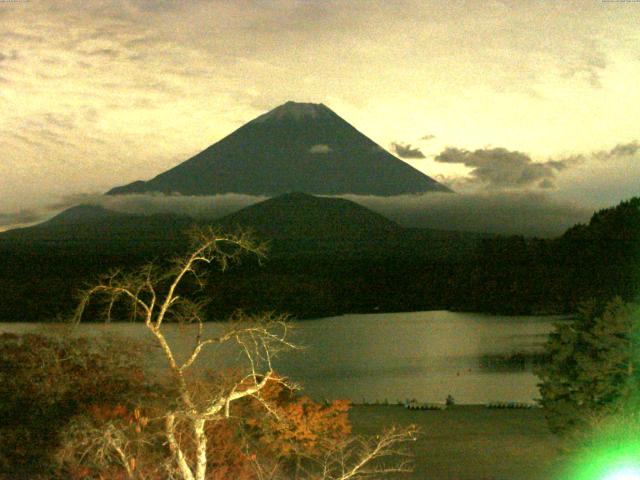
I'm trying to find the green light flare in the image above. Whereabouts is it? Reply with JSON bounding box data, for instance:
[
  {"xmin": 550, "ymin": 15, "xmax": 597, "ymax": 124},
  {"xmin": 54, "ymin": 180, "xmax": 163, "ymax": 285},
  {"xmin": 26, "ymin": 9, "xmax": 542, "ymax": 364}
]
[
  {"xmin": 602, "ymin": 465, "xmax": 640, "ymax": 480},
  {"xmin": 557, "ymin": 429, "xmax": 640, "ymax": 480},
  {"xmin": 553, "ymin": 303, "xmax": 640, "ymax": 479}
]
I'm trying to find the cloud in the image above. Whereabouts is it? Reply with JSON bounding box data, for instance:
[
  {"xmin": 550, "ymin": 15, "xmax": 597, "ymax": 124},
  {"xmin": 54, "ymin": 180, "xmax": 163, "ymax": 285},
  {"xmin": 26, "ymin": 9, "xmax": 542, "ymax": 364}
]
[
  {"xmin": 45, "ymin": 192, "xmax": 103, "ymax": 211},
  {"xmin": 433, "ymin": 141, "xmax": 639, "ymax": 195},
  {"xmin": 309, "ymin": 144, "xmax": 332, "ymax": 154},
  {"xmin": 0, "ymin": 209, "xmax": 42, "ymax": 229},
  {"xmin": 0, "ymin": 192, "xmax": 107, "ymax": 231},
  {"xmin": 552, "ymin": 140, "xmax": 640, "ymax": 208},
  {"xmin": 340, "ymin": 192, "xmax": 592, "ymax": 238},
  {"xmin": 545, "ymin": 158, "xmax": 575, "ymax": 171},
  {"xmin": 390, "ymin": 142, "xmax": 426, "ymax": 159},
  {"xmin": 421, "ymin": 134, "xmax": 436, "ymax": 141},
  {"xmin": 43, "ymin": 112, "xmax": 76, "ymax": 130},
  {"xmin": 559, "ymin": 40, "xmax": 608, "ymax": 89},
  {"xmin": 83, "ymin": 48, "xmax": 120, "ymax": 58},
  {"xmin": 434, "ymin": 147, "xmax": 570, "ymax": 190},
  {"xmin": 0, "ymin": 189, "xmax": 599, "ymax": 239},
  {"xmin": 0, "ymin": 193, "xmax": 267, "ymax": 232},
  {"xmin": 94, "ymin": 193, "xmax": 266, "ymax": 219},
  {"xmin": 594, "ymin": 140, "xmax": 640, "ymax": 161},
  {"xmin": 539, "ymin": 141, "xmax": 639, "ymax": 176},
  {"xmin": 0, "ymin": 50, "xmax": 18, "ymax": 65}
]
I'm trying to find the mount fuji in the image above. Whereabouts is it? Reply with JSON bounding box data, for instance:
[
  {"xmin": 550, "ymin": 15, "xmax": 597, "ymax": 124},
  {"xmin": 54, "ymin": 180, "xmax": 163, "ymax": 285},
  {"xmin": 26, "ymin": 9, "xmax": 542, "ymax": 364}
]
[{"xmin": 107, "ymin": 101, "xmax": 451, "ymax": 197}]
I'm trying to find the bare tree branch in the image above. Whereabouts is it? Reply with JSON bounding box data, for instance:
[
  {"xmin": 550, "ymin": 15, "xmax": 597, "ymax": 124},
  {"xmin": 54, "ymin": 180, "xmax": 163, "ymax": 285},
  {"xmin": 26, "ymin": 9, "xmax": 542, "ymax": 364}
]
[{"xmin": 304, "ymin": 425, "xmax": 419, "ymax": 480}]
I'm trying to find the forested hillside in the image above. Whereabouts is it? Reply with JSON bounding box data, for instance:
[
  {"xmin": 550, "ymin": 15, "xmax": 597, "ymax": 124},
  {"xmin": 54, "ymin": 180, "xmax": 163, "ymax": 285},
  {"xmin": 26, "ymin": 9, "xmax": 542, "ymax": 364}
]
[{"xmin": 0, "ymin": 197, "xmax": 637, "ymax": 321}]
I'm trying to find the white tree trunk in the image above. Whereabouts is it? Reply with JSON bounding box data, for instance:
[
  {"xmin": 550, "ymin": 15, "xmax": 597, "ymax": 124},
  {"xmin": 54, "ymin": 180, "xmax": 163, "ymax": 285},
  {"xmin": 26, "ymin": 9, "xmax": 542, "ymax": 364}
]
[
  {"xmin": 166, "ymin": 413, "xmax": 195, "ymax": 480},
  {"xmin": 194, "ymin": 418, "xmax": 208, "ymax": 480}
]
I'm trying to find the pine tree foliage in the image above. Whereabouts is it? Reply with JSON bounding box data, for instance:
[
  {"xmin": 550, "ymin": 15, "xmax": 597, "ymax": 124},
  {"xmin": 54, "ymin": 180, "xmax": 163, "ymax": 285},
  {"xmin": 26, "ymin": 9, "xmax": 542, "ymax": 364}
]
[{"xmin": 536, "ymin": 297, "xmax": 640, "ymax": 434}]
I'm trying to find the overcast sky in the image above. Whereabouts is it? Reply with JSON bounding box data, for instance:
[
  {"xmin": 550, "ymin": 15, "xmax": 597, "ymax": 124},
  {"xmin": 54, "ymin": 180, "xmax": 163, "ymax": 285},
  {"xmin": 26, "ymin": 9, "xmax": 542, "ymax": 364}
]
[{"xmin": 1, "ymin": 0, "xmax": 639, "ymax": 231}]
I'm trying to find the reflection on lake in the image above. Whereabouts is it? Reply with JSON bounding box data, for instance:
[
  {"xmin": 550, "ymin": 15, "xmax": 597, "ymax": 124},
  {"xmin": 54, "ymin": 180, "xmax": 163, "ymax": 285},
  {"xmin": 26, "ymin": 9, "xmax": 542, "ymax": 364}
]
[{"xmin": 0, "ymin": 311, "xmax": 569, "ymax": 404}]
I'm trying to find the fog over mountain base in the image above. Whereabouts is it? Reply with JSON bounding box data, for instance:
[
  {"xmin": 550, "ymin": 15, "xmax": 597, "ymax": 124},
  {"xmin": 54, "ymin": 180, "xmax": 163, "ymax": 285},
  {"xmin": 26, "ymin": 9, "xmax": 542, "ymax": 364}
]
[
  {"xmin": 341, "ymin": 192, "xmax": 593, "ymax": 237},
  {"xmin": 73, "ymin": 191, "xmax": 592, "ymax": 238}
]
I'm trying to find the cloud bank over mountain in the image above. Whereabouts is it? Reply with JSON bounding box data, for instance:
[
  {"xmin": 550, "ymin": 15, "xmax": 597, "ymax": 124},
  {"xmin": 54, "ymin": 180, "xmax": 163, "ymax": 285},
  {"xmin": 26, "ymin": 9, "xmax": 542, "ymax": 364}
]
[
  {"xmin": 5, "ymin": 138, "xmax": 637, "ymax": 235},
  {"xmin": 0, "ymin": 190, "xmax": 591, "ymax": 239},
  {"xmin": 0, "ymin": 209, "xmax": 42, "ymax": 229},
  {"xmin": 0, "ymin": 193, "xmax": 264, "ymax": 231},
  {"xmin": 340, "ymin": 192, "xmax": 592, "ymax": 238}
]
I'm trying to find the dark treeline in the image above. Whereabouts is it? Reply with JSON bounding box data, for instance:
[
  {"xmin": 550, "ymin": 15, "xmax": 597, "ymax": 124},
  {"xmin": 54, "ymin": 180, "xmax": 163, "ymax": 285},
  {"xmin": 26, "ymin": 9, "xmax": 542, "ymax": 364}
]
[
  {"xmin": 453, "ymin": 196, "xmax": 640, "ymax": 314},
  {"xmin": 0, "ymin": 197, "xmax": 638, "ymax": 321}
]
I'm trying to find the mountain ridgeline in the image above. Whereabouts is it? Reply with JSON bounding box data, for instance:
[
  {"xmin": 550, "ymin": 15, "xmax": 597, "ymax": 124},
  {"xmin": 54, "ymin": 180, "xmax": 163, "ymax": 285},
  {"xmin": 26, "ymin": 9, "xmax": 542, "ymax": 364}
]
[
  {"xmin": 107, "ymin": 102, "xmax": 450, "ymax": 197},
  {"xmin": 0, "ymin": 192, "xmax": 481, "ymax": 321},
  {"xmin": 0, "ymin": 193, "xmax": 399, "ymax": 246},
  {"xmin": 0, "ymin": 194, "xmax": 638, "ymax": 321},
  {"xmin": 0, "ymin": 204, "xmax": 193, "ymax": 248},
  {"xmin": 0, "ymin": 193, "xmax": 476, "ymax": 257}
]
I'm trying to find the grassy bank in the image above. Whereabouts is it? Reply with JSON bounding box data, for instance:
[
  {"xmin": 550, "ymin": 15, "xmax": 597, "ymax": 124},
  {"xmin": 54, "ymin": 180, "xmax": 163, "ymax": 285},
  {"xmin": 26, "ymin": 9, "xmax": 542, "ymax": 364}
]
[{"xmin": 348, "ymin": 404, "xmax": 562, "ymax": 480}]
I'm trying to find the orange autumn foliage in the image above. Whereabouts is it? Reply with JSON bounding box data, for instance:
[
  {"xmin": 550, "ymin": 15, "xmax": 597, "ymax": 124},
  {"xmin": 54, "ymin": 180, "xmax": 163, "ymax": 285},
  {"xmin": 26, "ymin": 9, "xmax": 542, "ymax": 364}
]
[
  {"xmin": 161, "ymin": 374, "xmax": 352, "ymax": 479},
  {"xmin": 243, "ymin": 378, "xmax": 351, "ymax": 458},
  {"xmin": 203, "ymin": 422, "xmax": 257, "ymax": 480},
  {"xmin": 63, "ymin": 375, "xmax": 352, "ymax": 480}
]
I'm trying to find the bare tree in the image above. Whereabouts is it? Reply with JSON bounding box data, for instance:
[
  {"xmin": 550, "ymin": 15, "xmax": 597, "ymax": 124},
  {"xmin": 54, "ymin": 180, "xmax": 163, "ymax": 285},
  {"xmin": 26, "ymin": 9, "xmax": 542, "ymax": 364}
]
[
  {"xmin": 74, "ymin": 227, "xmax": 417, "ymax": 480},
  {"xmin": 290, "ymin": 425, "xmax": 418, "ymax": 480}
]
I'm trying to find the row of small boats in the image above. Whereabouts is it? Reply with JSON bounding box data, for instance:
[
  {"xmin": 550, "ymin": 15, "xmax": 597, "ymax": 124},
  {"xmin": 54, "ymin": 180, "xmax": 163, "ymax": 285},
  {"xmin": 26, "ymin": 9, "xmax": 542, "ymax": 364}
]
[{"xmin": 404, "ymin": 400, "xmax": 538, "ymax": 410}]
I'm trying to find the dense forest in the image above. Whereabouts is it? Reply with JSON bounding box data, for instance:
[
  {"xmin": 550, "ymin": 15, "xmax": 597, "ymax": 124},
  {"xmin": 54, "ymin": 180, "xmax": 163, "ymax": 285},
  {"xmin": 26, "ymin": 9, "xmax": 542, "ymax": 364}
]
[{"xmin": 0, "ymin": 197, "xmax": 638, "ymax": 322}]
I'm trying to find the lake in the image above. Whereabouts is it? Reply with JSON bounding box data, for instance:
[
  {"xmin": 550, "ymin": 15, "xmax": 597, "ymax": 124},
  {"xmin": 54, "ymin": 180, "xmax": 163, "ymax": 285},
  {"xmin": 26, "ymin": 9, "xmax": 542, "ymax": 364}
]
[{"xmin": 0, "ymin": 310, "xmax": 568, "ymax": 404}]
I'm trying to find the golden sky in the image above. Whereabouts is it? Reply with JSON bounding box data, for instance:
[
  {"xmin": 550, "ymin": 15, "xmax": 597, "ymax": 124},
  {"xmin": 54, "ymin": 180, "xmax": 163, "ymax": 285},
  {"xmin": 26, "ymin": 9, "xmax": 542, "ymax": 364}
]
[{"xmin": 1, "ymin": 0, "xmax": 640, "ymax": 227}]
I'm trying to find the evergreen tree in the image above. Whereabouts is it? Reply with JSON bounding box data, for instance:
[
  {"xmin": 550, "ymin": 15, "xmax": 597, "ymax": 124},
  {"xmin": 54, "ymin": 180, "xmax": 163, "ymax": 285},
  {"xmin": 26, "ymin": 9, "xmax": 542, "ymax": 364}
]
[{"xmin": 536, "ymin": 298, "xmax": 640, "ymax": 434}]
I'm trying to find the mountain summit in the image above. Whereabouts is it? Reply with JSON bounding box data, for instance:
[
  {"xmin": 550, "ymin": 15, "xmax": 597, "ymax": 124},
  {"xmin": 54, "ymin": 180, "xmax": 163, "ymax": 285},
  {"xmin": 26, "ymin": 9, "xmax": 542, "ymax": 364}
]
[
  {"xmin": 215, "ymin": 192, "xmax": 401, "ymax": 240},
  {"xmin": 108, "ymin": 101, "xmax": 451, "ymax": 197},
  {"xmin": 251, "ymin": 101, "xmax": 332, "ymax": 123}
]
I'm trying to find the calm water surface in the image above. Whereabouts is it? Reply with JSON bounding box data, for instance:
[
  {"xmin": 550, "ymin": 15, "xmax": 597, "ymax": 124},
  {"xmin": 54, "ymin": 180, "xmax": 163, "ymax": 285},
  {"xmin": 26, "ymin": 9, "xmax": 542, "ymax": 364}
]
[{"xmin": 1, "ymin": 311, "xmax": 568, "ymax": 404}]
